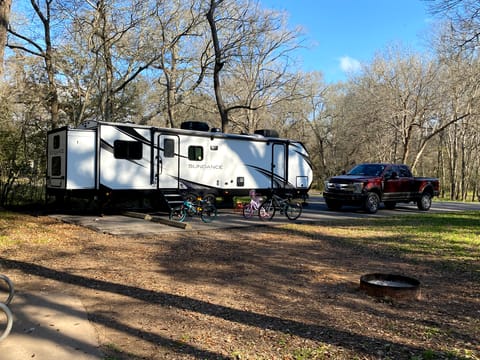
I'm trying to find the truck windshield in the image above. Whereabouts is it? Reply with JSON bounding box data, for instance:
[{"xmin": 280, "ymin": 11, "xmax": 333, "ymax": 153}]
[{"xmin": 347, "ymin": 164, "xmax": 385, "ymax": 176}]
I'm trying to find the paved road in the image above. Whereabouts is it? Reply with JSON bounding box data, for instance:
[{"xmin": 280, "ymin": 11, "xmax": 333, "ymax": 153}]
[{"xmin": 303, "ymin": 194, "xmax": 480, "ymax": 217}]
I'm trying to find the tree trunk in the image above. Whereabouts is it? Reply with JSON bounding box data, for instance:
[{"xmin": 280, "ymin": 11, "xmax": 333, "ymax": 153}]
[
  {"xmin": 206, "ymin": 0, "xmax": 228, "ymax": 132},
  {"xmin": 0, "ymin": 0, "xmax": 12, "ymax": 77}
]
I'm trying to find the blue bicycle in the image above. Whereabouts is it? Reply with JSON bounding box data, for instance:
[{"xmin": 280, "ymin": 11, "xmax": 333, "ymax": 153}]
[{"xmin": 169, "ymin": 198, "xmax": 217, "ymax": 223}]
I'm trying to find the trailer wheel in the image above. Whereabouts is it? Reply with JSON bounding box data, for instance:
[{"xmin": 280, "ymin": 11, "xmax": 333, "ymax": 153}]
[
  {"xmin": 417, "ymin": 192, "xmax": 432, "ymax": 211},
  {"xmin": 203, "ymin": 194, "xmax": 216, "ymax": 205},
  {"xmin": 185, "ymin": 193, "xmax": 198, "ymax": 203}
]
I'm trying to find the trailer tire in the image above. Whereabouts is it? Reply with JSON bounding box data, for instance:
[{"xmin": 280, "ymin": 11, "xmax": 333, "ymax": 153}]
[
  {"xmin": 203, "ymin": 194, "xmax": 216, "ymax": 205},
  {"xmin": 185, "ymin": 193, "xmax": 198, "ymax": 203}
]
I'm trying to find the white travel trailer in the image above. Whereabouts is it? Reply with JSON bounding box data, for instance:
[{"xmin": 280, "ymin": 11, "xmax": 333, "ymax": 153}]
[{"xmin": 46, "ymin": 121, "xmax": 313, "ymax": 210}]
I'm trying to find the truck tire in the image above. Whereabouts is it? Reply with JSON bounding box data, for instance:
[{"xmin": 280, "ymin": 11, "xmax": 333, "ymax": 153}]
[
  {"xmin": 417, "ymin": 192, "xmax": 432, "ymax": 211},
  {"xmin": 325, "ymin": 199, "xmax": 342, "ymax": 211},
  {"xmin": 364, "ymin": 192, "xmax": 380, "ymax": 214}
]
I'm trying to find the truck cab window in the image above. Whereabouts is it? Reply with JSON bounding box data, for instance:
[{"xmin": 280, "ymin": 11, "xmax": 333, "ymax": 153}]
[
  {"xmin": 114, "ymin": 140, "xmax": 143, "ymax": 160},
  {"xmin": 399, "ymin": 165, "xmax": 412, "ymax": 177},
  {"xmin": 188, "ymin": 146, "xmax": 203, "ymax": 161}
]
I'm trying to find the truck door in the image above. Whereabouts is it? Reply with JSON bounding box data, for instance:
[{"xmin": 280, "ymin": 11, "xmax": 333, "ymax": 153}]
[
  {"xmin": 398, "ymin": 165, "xmax": 416, "ymax": 197},
  {"xmin": 272, "ymin": 143, "xmax": 286, "ymax": 189},
  {"xmin": 157, "ymin": 135, "xmax": 179, "ymax": 189},
  {"xmin": 382, "ymin": 165, "xmax": 401, "ymax": 201}
]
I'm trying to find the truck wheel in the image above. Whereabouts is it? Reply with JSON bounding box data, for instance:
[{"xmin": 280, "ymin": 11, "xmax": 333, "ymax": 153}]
[
  {"xmin": 325, "ymin": 199, "xmax": 342, "ymax": 211},
  {"xmin": 364, "ymin": 192, "xmax": 380, "ymax": 214},
  {"xmin": 417, "ymin": 192, "xmax": 432, "ymax": 211}
]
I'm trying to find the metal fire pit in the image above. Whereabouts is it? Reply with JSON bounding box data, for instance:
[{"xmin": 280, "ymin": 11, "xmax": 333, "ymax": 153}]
[{"xmin": 360, "ymin": 273, "xmax": 421, "ymax": 300}]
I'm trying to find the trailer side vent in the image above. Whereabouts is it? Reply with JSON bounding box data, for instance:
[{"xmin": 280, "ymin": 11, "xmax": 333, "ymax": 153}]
[
  {"xmin": 181, "ymin": 121, "xmax": 210, "ymax": 132},
  {"xmin": 254, "ymin": 129, "xmax": 279, "ymax": 138}
]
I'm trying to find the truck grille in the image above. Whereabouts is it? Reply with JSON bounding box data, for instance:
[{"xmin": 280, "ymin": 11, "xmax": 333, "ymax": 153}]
[{"xmin": 326, "ymin": 183, "xmax": 354, "ymax": 192}]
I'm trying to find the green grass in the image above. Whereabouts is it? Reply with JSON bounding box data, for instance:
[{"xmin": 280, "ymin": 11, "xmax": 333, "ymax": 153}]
[
  {"xmin": 370, "ymin": 212, "xmax": 480, "ymax": 259},
  {"xmin": 284, "ymin": 211, "xmax": 480, "ymax": 278}
]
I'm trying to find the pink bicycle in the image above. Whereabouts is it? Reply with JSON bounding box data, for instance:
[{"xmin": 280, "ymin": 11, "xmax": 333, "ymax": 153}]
[{"xmin": 242, "ymin": 190, "xmax": 269, "ymax": 220}]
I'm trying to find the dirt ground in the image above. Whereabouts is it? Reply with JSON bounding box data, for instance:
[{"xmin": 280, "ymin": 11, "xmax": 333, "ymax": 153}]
[{"xmin": 1, "ymin": 215, "xmax": 479, "ymax": 359}]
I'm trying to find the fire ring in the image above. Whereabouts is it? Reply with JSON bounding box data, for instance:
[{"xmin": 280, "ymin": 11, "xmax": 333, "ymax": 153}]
[{"xmin": 360, "ymin": 273, "xmax": 421, "ymax": 300}]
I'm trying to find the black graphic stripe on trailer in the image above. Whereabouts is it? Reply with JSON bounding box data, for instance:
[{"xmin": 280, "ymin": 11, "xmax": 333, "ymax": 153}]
[{"xmin": 247, "ymin": 165, "xmax": 293, "ymax": 188}]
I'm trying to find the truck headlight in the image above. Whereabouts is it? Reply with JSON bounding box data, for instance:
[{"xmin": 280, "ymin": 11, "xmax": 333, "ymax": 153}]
[{"xmin": 353, "ymin": 183, "xmax": 364, "ymax": 193}]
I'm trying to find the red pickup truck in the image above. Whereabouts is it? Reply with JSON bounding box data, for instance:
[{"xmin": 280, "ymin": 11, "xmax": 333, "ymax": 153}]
[{"xmin": 323, "ymin": 163, "xmax": 440, "ymax": 213}]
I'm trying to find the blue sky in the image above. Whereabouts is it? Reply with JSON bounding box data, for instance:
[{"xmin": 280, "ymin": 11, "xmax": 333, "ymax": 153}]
[{"xmin": 260, "ymin": 0, "xmax": 434, "ymax": 83}]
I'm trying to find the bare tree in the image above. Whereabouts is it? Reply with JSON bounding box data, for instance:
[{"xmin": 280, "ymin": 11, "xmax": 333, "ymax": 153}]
[
  {"xmin": 0, "ymin": 0, "xmax": 12, "ymax": 77},
  {"xmin": 427, "ymin": 0, "xmax": 480, "ymax": 53},
  {"xmin": 150, "ymin": 0, "xmax": 209, "ymax": 128},
  {"xmin": 206, "ymin": 0, "xmax": 228, "ymax": 130},
  {"xmin": 206, "ymin": 0, "xmax": 303, "ymax": 132},
  {"xmin": 7, "ymin": 0, "xmax": 60, "ymax": 128}
]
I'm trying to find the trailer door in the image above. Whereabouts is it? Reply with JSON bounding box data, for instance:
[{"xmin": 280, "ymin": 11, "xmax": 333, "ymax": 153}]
[
  {"xmin": 272, "ymin": 143, "xmax": 286, "ymax": 188},
  {"xmin": 157, "ymin": 135, "xmax": 180, "ymax": 189},
  {"xmin": 47, "ymin": 130, "xmax": 67, "ymax": 189}
]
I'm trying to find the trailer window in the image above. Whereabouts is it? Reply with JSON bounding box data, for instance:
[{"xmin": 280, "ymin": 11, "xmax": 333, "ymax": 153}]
[
  {"xmin": 188, "ymin": 146, "xmax": 203, "ymax": 161},
  {"xmin": 53, "ymin": 135, "xmax": 60, "ymax": 149},
  {"xmin": 164, "ymin": 139, "xmax": 175, "ymax": 158},
  {"xmin": 51, "ymin": 156, "xmax": 61, "ymax": 176},
  {"xmin": 114, "ymin": 140, "xmax": 143, "ymax": 160}
]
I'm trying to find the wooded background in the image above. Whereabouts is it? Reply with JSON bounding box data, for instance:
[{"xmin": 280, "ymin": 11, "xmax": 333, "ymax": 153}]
[{"xmin": 0, "ymin": 0, "xmax": 479, "ymax": 206}]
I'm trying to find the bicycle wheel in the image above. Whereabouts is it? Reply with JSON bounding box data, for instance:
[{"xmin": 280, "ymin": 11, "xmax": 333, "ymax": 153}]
[
  {"xmin": 242, "ymin": 203, "xmax": 254, "ymax": 218},
  {"xmin": 170, "ymin": 207, "xmax": 187, "ymax": 222},
  {"xmin": 201, "ymin": 204, "xmax": 217, "ymax": 223},
  {"xmin": 285, "ymin": 202, "xmax": 302, "ymax": 220},
  {"xmin": 259, "ymin": 199, "xmax": 275, "ymax": 221},
  {"xmin": 0, "ymin": 275, "xmax": 14, "ymax": 306},
  {"xmin": 0, "ymin": 302, "xmax": 13, "ymax": 342}
]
